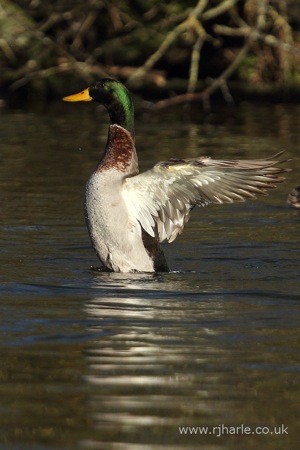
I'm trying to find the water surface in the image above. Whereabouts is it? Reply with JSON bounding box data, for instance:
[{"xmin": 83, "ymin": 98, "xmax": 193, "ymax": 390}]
[{"xmin": 0, "ymin": 100, "xmax": 299, "ymax": 449}]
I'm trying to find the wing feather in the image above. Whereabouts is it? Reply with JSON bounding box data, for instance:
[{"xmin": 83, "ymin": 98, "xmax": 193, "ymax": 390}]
[{"xmin": 122, "ymin": 152, "xmax": 289, "ymax": 243}]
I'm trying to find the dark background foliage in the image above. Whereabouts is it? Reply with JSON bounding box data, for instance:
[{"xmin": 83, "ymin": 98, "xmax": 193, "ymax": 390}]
[{"xmin": 1, "ymin": 0, "xmax": 300, "ymax": 103}]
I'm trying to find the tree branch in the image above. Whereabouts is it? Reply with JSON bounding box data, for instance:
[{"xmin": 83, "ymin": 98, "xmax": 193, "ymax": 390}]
[
  {"xmin": 127, "ymin": 0, "xmax": 214, "ymax": 86},
  {"xmin": 214, "ymin": 25, "xmax": 300, "ymax": 56},
  {"xmin": 155, "ymin": 37, "xmax": 253, "ymax": 109}
]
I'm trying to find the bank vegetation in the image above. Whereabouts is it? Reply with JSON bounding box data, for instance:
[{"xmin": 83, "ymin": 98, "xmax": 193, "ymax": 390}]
[{"xmin": 1, "ymin": 0, "xmax": 300, "ymax": 106}]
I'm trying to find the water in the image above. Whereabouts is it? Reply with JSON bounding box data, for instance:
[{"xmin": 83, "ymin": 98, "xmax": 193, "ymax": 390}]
[{"xmin": 0, "ymin": 99, "xmax": 299, "ymax": 450}]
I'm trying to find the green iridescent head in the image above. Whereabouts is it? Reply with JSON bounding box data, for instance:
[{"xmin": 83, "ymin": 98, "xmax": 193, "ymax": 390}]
[{"xmin": 63, "ymin": 78, "xmax": 134, "ymax": 137}]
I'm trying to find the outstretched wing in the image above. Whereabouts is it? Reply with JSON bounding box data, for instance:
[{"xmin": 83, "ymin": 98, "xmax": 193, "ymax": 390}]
[{"xmin": 122, "ymin": 152, "xmax": 288, "ymax": 243}]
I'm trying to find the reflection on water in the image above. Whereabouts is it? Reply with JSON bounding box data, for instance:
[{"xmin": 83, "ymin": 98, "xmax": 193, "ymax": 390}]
[
  {"xmin": 0, "ymin": 100, "xmax": 299, "ymax": 449},
  {"xmin": 82, "ymin": 279, "xmax": 299, "ymax": 449}
]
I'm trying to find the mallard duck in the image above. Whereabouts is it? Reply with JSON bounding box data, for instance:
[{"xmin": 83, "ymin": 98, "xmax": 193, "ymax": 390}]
[
  {"xmin": 63, "ymin": 78, "xmax": 288, "ymax": 273},
  {"xmin": 287, "ymin": 186, "xmax": 300, "ymax": 209}
]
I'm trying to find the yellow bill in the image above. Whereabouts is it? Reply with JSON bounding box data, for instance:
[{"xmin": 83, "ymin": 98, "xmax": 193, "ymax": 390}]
[{"xmin": 63, "ymin": 88, "xmax": 92, "ymax": 102}]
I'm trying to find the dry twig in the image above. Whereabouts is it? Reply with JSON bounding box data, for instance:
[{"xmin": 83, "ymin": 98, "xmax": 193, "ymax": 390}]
[
  {"xmin": 155, "ymin": 0, "xmax": 299, "ymax": 108},
  {"xmin": 127, "ymin": 0, "xmax": 239, "ymax": 86}
]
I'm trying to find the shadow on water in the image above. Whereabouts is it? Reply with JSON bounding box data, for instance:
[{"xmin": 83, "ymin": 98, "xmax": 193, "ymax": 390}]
[{"xmin": 0, "ymin": 101, "xmax": 299, "ymax": 449}]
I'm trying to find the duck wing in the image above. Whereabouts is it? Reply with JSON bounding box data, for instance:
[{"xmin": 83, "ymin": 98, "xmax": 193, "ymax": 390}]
[{"xmin": 123, "ymin": 152, "xmax": 288, "ymax": 243}]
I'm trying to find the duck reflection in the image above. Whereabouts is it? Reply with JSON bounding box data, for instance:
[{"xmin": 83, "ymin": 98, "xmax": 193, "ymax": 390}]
[
  {"xmin": 79, "ymin": 268, "xmax": 299, "ymax": 449},
  {"xmin": 81, "ymin": 275, "xmax": 238, "ymax": 447}
]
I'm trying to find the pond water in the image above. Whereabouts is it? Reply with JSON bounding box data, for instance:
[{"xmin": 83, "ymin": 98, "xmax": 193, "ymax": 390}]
[{"xmin": 0, "ymin": 97, "xmax": 299, "ymax": 450}]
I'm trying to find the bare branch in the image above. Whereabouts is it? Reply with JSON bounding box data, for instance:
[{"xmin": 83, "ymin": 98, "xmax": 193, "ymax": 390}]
[
  {"xmin": 214, "ymin": 25, "xmax": 300, "ymax": 56},
  {"xmin": 201, "ymin": 0, "xmax": 240, "ymax": 21},
  {"xmin": 187, "ymin": 35, "xmax": 205, "ymax": 94},
  {"xmin": 127, "ymin": 0, "xmax": 210, "ymax": 85},
  {"xmin": 155, "ymin": 37, "xmax": 253, "ymax": 109}
]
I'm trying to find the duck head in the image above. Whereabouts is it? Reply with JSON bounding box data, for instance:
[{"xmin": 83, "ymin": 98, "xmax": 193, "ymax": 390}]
[{"xmin": 63, "ymin": 78, "xmax": 135, "ymax": 138}]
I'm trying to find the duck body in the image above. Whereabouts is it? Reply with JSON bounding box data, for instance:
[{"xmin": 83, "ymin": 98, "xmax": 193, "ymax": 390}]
[
  {"xmin": 84, "ymin": 124, "xmax": 168, "ymax": 272},
  {"xmin": 63, "ymin": 78, "xmax": 288, "ymax": 273}
]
